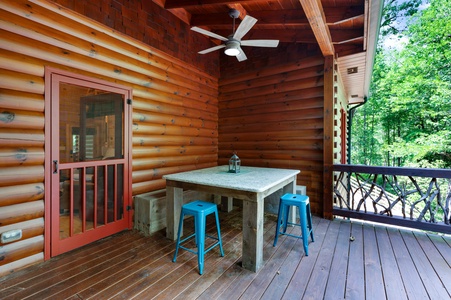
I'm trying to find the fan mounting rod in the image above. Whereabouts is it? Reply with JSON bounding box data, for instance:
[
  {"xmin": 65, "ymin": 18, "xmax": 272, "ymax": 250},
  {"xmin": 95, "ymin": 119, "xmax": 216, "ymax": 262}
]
[{"xmin": 229, "ymin": 9, "xmax": 240, "ymax": 35}]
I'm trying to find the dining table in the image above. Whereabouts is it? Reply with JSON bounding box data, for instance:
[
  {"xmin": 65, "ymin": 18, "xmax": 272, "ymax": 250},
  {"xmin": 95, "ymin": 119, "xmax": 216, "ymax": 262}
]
[{"xmin": 163, "ymin": 165, "xmax": 300, "ymax": 272}]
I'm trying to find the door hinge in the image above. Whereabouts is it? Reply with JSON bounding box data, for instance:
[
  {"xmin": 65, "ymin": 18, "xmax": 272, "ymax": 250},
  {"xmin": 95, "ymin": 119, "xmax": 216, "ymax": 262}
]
[
  {"xmin": 126, "ymin": 205, "xmax": 132, "ymax": 211},
  {"xmin": 127, "ymin": 98, "xmax": 132, "ymax": 105}
]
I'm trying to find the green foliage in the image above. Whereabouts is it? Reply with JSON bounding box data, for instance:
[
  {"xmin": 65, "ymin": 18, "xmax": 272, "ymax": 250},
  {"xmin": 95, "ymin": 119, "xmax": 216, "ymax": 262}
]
[{"xmin": 351, "ymin": 0, "xmax": 451, "ymax": 168}]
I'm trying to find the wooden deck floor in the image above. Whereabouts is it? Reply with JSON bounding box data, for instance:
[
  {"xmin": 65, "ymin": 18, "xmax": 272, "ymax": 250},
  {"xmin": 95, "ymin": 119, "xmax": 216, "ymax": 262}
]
[{"xmin": 1, "ymin": 208, "xmax": 450, "ymax": 299}]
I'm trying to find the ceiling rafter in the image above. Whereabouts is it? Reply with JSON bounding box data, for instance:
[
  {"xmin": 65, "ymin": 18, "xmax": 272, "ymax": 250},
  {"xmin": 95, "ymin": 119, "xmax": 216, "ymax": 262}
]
[
  {"xmin": 190, "ymin": 9, "xmax": 309, "ymax": 27},
  {"xmin": 164, "ymin": 0, "xmax": 259, "ymax": 9},
  {"xmin": 330, "ymin": 29, "xmax": 364, "ymax": 43},
  {"xmin": 169, "ymin": 8, "xmax": 192, "ymax": 24},
  {"xmin": 299, "ymin": 0, "xmax": 334, "ymax": 56},
  {"xmin": 153, "ymin": 0, "xmax": 192, "ymax": 24},
  {"xmin": 227, "ymin": 3, "xmax": 247, "ymax": 20},
  {"xmin": 324, "ymin": 6, "xmax": 364, "ymax": 25}
]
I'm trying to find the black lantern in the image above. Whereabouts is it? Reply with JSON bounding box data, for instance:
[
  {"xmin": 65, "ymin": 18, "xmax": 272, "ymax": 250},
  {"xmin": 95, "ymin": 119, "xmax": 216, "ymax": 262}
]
[{"xmin": 228, "ymin": 153, "xmax": 240, "ymax": 173}]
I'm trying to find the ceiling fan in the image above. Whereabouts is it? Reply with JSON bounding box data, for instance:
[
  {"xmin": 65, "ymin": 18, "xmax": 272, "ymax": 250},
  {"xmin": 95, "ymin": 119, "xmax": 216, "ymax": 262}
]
[{"xmin": 191, "ymin": 9, "xmax": 279, "ymax": 62}]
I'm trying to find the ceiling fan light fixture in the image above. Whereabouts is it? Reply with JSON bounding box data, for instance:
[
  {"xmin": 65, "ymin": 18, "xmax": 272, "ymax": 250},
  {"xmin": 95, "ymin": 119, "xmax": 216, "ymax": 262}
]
[
  {"xmin": 224, "ymin": 46, "xmax": 240, "ymax": 56},
  {"xmin": 224, "ymin": 40, "xmax": 241, "ymax": 56}
]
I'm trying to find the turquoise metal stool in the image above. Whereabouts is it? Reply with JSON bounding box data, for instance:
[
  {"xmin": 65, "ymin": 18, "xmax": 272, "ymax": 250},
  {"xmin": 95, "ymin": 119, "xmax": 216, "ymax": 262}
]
[
  {"xmin": 273, "ymin": 193, "xmax": 314, "ymax": 255},
  {"xmin": 172, "ymin": 200, "xmax": 224, "ymax": 275}
]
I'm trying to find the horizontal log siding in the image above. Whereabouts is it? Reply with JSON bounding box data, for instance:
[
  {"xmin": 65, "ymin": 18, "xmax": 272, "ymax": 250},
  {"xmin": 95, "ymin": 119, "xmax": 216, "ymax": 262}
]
[
  {"xmin": 218, "ymin": 56, "xmax": 325, "ymax": 214},
  {"xmin": 0, "ymin": 0, "xmax": 218, "ymax": 275}
]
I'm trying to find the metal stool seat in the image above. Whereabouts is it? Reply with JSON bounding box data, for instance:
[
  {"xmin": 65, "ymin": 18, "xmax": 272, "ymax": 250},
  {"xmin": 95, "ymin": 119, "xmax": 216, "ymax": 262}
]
[
  {"xmin": 172, "ymin": 200, "xmax": 224, "ymax": 275},
  {"xmin": 273, "ymin": 193, "xmax": 314, "ymax": 255}
]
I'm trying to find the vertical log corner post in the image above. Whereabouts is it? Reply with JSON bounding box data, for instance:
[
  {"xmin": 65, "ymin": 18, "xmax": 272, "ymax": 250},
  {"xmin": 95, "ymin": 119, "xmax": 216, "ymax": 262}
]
[{"xmin": 323, "ymin": 55, "xmax": 334, "ymax": 219}]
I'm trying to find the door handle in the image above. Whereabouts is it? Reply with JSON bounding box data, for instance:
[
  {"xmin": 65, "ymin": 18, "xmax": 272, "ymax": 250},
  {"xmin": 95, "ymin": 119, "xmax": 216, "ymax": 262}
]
[{"xmin": 53, "ymin": 160, "xmax": 58, "ymax": 174}]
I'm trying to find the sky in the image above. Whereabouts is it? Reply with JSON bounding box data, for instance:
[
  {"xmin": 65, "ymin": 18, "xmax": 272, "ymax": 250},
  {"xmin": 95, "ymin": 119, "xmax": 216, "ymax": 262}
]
[{"xmin": 381, "ymin": 0, "xmax": 431, "ymax": 50}]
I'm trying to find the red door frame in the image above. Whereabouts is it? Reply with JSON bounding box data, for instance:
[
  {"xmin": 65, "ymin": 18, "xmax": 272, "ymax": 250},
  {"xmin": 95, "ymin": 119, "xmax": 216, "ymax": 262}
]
[{"xmin": 44, "ymin": 67, "xmax": 133, "ymax": 260}]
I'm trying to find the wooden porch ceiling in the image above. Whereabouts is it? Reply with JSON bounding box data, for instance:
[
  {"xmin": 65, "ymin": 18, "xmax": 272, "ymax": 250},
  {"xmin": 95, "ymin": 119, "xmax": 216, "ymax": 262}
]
[{"xmin": 154, "ymin": 0, "xmax": 383, "ymax": 104}]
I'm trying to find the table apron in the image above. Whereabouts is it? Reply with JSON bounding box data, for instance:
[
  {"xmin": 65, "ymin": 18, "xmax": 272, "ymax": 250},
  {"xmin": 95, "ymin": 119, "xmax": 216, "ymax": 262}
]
[{"xmin": 165, "ymin": 175, "xmax": 296, "ymax": 202}]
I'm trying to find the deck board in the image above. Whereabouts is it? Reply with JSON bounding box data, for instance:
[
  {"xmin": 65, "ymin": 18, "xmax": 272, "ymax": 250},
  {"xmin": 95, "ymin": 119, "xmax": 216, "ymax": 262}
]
[
  {"xmin": 302, "ymin": 218, "xmax": 340, "ymax": 299},
  {"xmin": 0, "ymin": 207, "xmax": 450, "ymax": 300},
  {"xmin": 414, "ymin": 232, "xmax": 451, "ymax": 295},
  {"xmin": 387, "ymin": 226, "xmax": 430, "ymax": 299},
  {"xmin": 401, "ymin": 230, "xmax": 450, "ymax": 299},
  {"xmin": 345, "ymin": 220, "xmax": 365, "ymax": 299},
  {"xmin": 363, "ymin": 224, "xmax": 385, "ymax": 300},
  {"xmin": 374, "ymin": 225, "xmax": 407, "ymax": 300},
  {"xmin": 281, "ymin": 218, "xmax": 331, "ymax": 299},
  {"xmin": 261, "ymin": 218, "xmax": 322, "ymax": 300},
  {"xmin": 323, "ymin": 221, "xmax": 350, "ymax": 300}
]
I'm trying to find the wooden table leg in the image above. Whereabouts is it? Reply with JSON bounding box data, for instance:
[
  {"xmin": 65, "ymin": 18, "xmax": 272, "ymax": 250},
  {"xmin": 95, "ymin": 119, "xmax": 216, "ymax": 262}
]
[
  {"xmin": 166, "ymin": 185, "xmax": 183, "ymax": 240},
  {"xmin": 242, "ymin": 196, "xmax": 264, "ymax": 272},
  {"xmin": 221, "ymin": 196, "xmax": 233, "ymax": 212}
]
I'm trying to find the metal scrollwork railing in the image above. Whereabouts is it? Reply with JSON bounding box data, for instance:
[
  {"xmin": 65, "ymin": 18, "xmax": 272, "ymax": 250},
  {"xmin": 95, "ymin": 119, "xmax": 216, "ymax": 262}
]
[{"xmin": 333, "ymin": 165, "xmax": 451, "ymax": 234}]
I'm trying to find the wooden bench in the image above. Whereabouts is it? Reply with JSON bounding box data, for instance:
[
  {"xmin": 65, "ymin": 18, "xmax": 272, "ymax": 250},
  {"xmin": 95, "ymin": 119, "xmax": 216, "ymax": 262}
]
[{"xmin": 134, "ymin": 189, "xmax": 209, "ymax": 236}]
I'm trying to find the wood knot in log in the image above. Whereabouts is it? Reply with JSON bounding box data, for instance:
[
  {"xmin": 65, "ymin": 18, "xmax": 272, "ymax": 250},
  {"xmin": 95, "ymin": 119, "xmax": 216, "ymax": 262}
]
[{"xmin": 0, "ymin": 111, "xmax": 15, "ymax": 123}]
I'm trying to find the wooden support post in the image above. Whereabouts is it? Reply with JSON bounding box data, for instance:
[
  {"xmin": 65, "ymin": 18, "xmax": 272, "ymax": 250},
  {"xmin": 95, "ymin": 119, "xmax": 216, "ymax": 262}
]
[{"xmin": 323, "ymin": 55, "xmax": 335, "ymax": 219}]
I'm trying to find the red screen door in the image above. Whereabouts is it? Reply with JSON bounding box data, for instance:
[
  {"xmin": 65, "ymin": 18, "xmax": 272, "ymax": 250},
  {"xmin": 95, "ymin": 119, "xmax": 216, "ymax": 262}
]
[{"xmin": 47, "ymin": 69, "xmax": 132, "ymax": 256}]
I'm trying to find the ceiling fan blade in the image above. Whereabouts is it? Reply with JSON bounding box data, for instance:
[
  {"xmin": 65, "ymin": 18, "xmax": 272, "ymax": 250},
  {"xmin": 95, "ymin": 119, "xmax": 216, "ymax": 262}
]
[
  {"xmin": 191, "ymin": 27, "xmax": 228, "ymax": 42},
  {"xmin": 240, "ymin": 40, "xmax": 279, "ymax": 47},
  {"xmin": 233, "ymin": 15, "xmax": 257, "ymax": 41},
  {"xmin": 236, "ymin": 49, "xmax": 247, "ymax": 62},
  {"xmin": 198, "ymin": 44, "xmax": 225, "ymax": 54}
]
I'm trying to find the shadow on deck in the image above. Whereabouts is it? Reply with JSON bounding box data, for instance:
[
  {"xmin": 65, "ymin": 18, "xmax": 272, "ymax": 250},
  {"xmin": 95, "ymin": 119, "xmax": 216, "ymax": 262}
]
[{"xmin": 1, "ymin": 207, "xmax": 450, "ymax": 299}]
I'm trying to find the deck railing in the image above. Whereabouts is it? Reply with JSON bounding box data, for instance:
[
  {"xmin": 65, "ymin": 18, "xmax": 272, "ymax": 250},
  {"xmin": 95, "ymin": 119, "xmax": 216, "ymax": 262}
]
[{"xmin": 333, "ymin": 164, "xmax": 451, "ymax": 234}]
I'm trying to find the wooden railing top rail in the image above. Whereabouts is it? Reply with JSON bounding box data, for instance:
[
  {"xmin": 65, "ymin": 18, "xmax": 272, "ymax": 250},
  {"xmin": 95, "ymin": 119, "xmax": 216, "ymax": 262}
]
[{"xmin": 333, "ymin": 164, "xmax": 451, "ymax": 179}]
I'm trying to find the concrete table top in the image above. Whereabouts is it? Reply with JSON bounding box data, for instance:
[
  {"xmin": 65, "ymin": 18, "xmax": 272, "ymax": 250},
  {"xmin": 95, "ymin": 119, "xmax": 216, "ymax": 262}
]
[{"xmin": 163, "ymin": 165, "xmax": 300, "ymax": 192}]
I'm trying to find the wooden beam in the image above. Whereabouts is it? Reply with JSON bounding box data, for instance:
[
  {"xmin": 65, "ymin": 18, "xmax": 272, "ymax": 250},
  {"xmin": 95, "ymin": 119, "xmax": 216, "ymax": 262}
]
[
  {"xmin": 324, "ymin": 6, "xmax": 364, "ymax": 25},
  {"xmin": 152, "ymin": 0, "xmax": 191, "ymax": 25},
  {"xmin": 227, "ymin": 3, "xmax": 247, "ymax": 20},
  {"xmin": 152, "ymin": 0, "xmax": 191, "ymax": 24},
  {"xmin": 191, "ymin": 9, "xmax": 309, "ymax": 26},
  {"xmin": 299, "ymin": 0, "xmax": 335, "ymax": 56},
  {"xmin": 330, "ymin": 29, "xmax": 364, "ymax": 43},
  {"xmin": 168, "ymin": 8, "xmax": 191, "ymax": 24},
  {"xmin": 164, "ymin": 0, "xmax": 257, "ymax": 9}
]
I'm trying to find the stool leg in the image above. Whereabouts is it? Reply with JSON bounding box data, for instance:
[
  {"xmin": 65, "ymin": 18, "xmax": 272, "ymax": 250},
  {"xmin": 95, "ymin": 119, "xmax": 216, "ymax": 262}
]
[
  {"xmin": 173, "ymin": 211, "xmax": 185, "ymax": 262},
  {"xmin": 196, "ymin": 212, "xmax": 206, "ymax": 275},
  {"xmin": 307, "ymin": 203, "xmax": 314, "ymax": 242},
  {"xmin": 214, "ymin": 210, "xmax": 224, "ymax": 257},
  {"xmin": 299, "ymin": 204, "xmax": 309, "ymax": 256},
  {"xmin": 273, "ymin": 200, "xmax": 284, "ymax": 246},
  {"xmin": 282, "ymin": 203, "xmax": 290, "ymax": 233}
]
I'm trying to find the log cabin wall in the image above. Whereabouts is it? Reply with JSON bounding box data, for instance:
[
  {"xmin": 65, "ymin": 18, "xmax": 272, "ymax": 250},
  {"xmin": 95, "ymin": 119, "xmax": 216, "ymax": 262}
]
[
  {"xmin": 0, "ymin": 0, "xmax": 219, "ymax": 275},
  {"xmin": 218, "ymin": 44, "xmax": 325, "ymax": 215}
]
